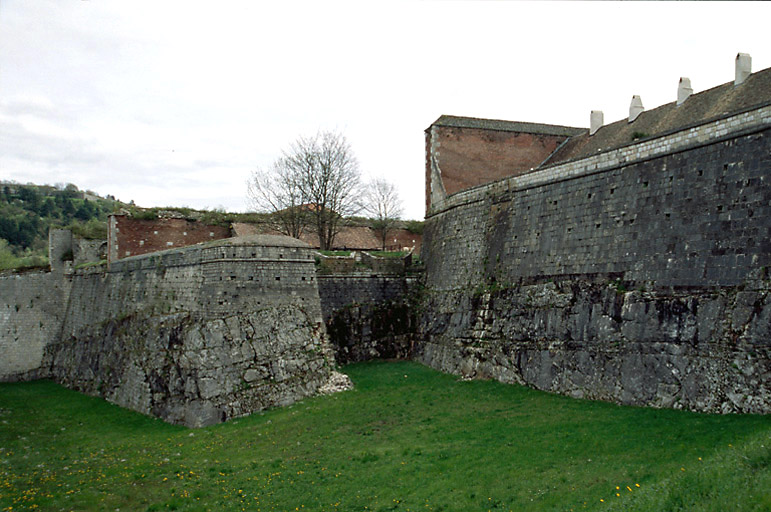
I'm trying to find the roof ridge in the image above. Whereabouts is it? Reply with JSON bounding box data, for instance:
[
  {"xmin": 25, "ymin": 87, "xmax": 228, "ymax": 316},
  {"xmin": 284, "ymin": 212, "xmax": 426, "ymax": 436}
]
[{"xmin": 430, "ymin": 115, "xmax": 584, "ymax": 137}]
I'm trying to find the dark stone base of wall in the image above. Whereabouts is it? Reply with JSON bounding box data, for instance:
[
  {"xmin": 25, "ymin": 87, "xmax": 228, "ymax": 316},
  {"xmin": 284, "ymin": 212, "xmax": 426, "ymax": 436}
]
[
  {"xmin": 327, "ymin": 302, "xmax": 415, "ymax": 364},
  {"xmin": 417, "ymin": 278, "xmax": 771, "ymax": 414},
  {"xmin": 319, "ymin": 276, "xmax": 420, "ymax": 365},
  {"xmin": 45, "ymin": 306, "xmax": 332, "ymax": 427}
]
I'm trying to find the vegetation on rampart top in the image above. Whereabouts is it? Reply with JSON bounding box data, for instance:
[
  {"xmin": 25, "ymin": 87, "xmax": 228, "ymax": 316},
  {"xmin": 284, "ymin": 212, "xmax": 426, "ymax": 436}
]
[
  {"xmin": 369, "ymin": 250, "xmax": 407, "ymax": 259},
  {"xmin": 0, "ymin": 239, "xmax": 48, "ymax": 271},
  {"xmin": 314, "ymin": 250, "xmax": 411, "ymax": 275},
  {"xmin": 0, "ymin": 180, "xmax": 423, "ymax": 270},
  {"xmin": 0, "ymin": 361, "xmax": 768, "ymax": 511},
  {"xmin": 122, "ymin": 205, "xmax": 270, "ymax": 227}
]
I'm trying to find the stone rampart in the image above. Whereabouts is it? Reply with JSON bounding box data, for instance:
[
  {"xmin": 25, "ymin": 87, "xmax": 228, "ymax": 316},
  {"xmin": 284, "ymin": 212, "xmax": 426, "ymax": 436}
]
[
  {"xmin": 318, "ymin": 273, "xmax": 419, "ymax": 364},
  {"xmin": 1, "ymin": 232, "xmax": 420, "ymax": 425},
  {"xmin": 419, "ymin": 278, "xmax": 770, "ymax": 413},
  {"xmin": 0, "ymin": 270, "xmax": 70, "ymax": 382},
  {"xmin": 419, "ymin": 106, "xmax": 771, "ymax": 413},
  {"xmin": 424, "ymin": 120, "xmax": 770, "ymax": 289},
  {"xmin": 43, "ymin": 235, "xmax": 333, "ymax": 427}
]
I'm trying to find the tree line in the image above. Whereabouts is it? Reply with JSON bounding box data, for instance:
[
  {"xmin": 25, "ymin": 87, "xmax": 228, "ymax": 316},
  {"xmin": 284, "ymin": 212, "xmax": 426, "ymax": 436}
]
[{"xmin": 0, "ymin": 183, "xmax": 114, "ymax": 267}]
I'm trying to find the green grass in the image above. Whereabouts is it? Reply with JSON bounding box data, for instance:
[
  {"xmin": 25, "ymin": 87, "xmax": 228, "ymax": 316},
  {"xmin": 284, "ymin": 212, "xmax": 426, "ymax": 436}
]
[
  {"xmin": 0, "ymin": 361, "xmax": 769, "ymax": 511},
  {"xmin": 368, "ymin": 251, "xmax": 407, "ymax": 259}
]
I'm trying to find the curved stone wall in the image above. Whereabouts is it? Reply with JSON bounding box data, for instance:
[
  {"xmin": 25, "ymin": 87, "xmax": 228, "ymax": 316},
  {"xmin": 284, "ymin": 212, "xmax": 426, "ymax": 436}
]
[{"xmin": 419, "ymin": 113, "xmax": 771, "ymax": 413}]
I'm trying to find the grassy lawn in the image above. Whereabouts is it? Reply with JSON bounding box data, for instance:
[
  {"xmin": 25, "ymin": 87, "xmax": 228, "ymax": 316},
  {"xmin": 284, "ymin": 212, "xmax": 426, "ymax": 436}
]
[
  {"xmin": 368, "ymin": 251, "xmax": 407, "ymax": 259},
  {"xmin": 0, "ymin": 361, "xmax": 769, "ymax": 511}
]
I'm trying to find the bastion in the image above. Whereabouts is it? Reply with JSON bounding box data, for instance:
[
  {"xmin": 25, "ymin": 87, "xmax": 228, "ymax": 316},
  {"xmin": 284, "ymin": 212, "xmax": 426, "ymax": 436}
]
[{"xmin": 2, "ymin": 234, "xmax": 335, "ymax": 427}]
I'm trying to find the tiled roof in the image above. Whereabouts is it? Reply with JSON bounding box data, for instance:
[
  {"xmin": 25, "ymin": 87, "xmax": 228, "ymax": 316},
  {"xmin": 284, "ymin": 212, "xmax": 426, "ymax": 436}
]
[
  {"xmin": 430, "ymin": 115, "xmax": 584, "ymax": 137},
  {"xmin": 544, "ymin": 66, "xmax": 771, "ymax": 166},
  {"xmin": 323, "ymin": 226, "xmax": 380, "ymax": 250}
]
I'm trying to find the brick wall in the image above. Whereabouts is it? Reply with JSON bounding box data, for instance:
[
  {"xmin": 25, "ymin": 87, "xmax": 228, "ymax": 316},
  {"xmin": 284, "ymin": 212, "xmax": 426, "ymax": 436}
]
[
  {"xmin": 425, "ymin": 123, "xmax": 576, "ymax": 214},
  {"xmin": 108, "ymin": 216, "xmax": 230, "ymax": 262}
]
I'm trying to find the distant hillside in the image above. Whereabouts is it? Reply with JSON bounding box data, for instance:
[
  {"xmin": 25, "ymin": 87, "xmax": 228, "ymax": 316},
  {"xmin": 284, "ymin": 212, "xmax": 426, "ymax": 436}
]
[{"xmin": 0, "ymin": 182, "xmax": 120, "ymax": 270}]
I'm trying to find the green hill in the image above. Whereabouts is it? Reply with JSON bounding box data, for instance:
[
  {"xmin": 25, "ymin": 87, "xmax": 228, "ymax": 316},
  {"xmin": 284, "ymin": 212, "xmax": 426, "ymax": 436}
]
[{"xmin": 0, "ymin": 182, "xmax": 118, "ymax": 270}]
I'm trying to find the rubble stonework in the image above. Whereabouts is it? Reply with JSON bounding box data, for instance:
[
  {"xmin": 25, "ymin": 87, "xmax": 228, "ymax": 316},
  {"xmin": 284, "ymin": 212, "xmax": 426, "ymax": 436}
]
[
  {"xmin": 418, "ymin": 278, "xmax": 770, "ymax": 413},
  {"xmin": 319, "ymin": 275, "xmax": 418, "ymax": 364},
  {"xmin": 2, "ymin": 235, "xmax": 336, "ymax": 427}
]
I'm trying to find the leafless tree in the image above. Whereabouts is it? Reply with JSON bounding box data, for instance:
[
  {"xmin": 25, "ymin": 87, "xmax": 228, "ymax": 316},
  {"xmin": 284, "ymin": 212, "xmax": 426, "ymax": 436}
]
[
  {"xmin": 247, "ymin": 130, "xmax": 362, "ymax": 249},
  {"xmin": 247, "ymin": 157, "xmax": 308, "ymax": 239},
  {"xmin": 364, "ymin": 178, "xmax": 403, "ymax": 251}
]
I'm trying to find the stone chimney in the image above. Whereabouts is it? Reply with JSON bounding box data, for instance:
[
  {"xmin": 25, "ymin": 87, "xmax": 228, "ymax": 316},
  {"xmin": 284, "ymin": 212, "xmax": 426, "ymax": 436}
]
[
  {"xmin": 735, "ymin": 53, "xmax": 751, "ymax": 85},
  {"xmin": 677, "ymin": 77, "xmax": 692, "ymax": 106},
  {"xmin": 628, "ymin": 95, "xmax": 643, "ymax": 123},
  {"xmin": 590, "ymin": 110, "xmax": 604, "ymax": 135}
]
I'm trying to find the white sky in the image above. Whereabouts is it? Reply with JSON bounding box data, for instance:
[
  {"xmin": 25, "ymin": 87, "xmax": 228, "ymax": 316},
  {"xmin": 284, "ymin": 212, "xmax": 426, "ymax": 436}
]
[{"xmin": 1, "ymin": 1, "xmax": 769, "ymax": 220}]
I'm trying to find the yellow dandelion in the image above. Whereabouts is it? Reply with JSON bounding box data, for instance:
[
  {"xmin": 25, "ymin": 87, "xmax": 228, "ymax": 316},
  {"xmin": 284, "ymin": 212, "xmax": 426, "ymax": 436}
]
[
  {"xmin": 635, "ymin": 483, "xmax": 640, "ymax": 488},
  {"xmin": 615, "ymin": 493, "xmax": 620, "ymax": 497},
  {"xmin": 600, "ymin": 499, "xmax": 604, "ymax": 502}
]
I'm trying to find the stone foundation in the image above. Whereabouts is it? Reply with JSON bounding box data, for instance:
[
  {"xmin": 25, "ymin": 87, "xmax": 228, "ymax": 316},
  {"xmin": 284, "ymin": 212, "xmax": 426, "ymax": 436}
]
[{"xmin": 417, "ymin": 278, "xmax": 770, "ymax": 413}]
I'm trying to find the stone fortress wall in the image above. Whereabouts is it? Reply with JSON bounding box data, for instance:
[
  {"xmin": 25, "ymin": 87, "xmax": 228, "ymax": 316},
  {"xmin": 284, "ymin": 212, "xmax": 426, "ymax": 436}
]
[
  {"xmin": 418, "ymin": 62, "xmax": 771, "ymax": 413},
  {"xmin": 318, "ymin": 274, "xmax": 419, "ymax": 364},
  {"xmin": 1, "ymin": 235, "xmax": 334, "ymax": 427},
  {"xmin": 423, "ymin": 107, "xmax": 770, "ymax": 289},
  {"xmin": 2, "ymin": 57, "xmax": 769, "ymax": 423},
  {"xmin": 0, "ymin": 271, "xmax": 69, "ymax": 382},
  {"xmin": 0, "ymin": 229, "xmax": 74, "ymax": 382}
]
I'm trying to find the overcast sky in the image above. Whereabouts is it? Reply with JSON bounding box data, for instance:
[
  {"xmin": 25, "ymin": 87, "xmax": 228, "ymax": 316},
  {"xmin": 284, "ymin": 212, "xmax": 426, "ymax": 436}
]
[{"xmin": 1, "ymin": 1, "xmax": 769, "ymax": 220}]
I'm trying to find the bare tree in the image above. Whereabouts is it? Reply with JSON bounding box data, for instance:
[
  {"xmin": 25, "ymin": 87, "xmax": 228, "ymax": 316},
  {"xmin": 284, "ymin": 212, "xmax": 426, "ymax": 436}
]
[
  {"xmin": 364, "ymin": 178, "xmax": 403, "ymax": 251},
  {"xmin": 247, "ymin": 157, "xmax": 308, "ymax": 239},
  {"xmin": 247, "ymin": 130, "xmax": 362, "ymax": 249}
]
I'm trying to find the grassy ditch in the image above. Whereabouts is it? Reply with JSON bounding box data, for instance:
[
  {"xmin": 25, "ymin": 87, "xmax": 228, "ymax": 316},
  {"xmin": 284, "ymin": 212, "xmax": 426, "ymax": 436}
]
[{"xmin": 0, "ymin": 361, "xmax": 769, "ymax": 511}]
